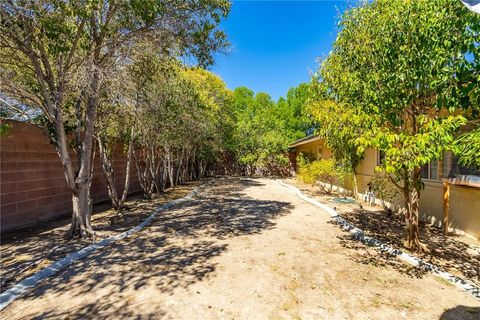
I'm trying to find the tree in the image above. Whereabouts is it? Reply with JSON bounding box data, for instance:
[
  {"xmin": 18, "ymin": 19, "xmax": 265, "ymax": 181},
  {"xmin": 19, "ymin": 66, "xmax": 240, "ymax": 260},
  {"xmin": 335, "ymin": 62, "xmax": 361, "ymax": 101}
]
[
  {"xmin": 95, "ymin": 62, "xmax": 136, "ymax": 212},
  {"xmin": 307, "ymin": 92, "xmax": 373, "ymax": 199},
  {"xmin": 452, "ymin": 125, "xmax": 480, "ymax": 169},
  {"xmin": 132, "ymin": 55, "xmax": 198, "ymax": 197},
  {"xmin": 0, "ymin": 0, "xmax": 230, "ymax": 238},
  {"xmin": 277, "ymin": 82, "xmax": 316, "ymax": 140},
  {"xmin": 223, "ymin": 83, "xmax": 317, "ymax": 176},
  {"xmin": 231, "ymin": 89, "xmax": 292, "ymax": 175},
  {"xmin": 183, "ymin": 67, "xmax": 235, "ymax": 175},
  {"xmin": 317, "ymin": 0, "xmax": 478, "ymax": 251}
]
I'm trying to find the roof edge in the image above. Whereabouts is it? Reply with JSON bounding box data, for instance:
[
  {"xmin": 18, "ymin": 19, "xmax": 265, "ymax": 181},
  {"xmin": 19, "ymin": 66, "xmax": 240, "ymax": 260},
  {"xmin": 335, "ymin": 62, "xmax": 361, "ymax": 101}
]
[{"xmin": 288, "ymin": 134, "xmax": 320, "ymax": 148}]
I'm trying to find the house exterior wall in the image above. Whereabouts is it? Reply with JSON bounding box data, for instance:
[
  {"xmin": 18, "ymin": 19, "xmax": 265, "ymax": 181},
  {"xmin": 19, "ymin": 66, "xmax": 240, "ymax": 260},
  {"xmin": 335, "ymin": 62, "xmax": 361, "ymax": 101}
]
[
  {"xmin": 290, "ymin": 139, "xmax": 480, "ymax": 239},
  {"xmin": 355, "ymin": 148, "xmax": 378, "ymax": 192},
  {"xmin": 448, "ymin": 185, "xmax": 480, "ymax": 237},
  {"xmin": 294, "ymin": 138, "xmax": 332, "ymax": 162}
]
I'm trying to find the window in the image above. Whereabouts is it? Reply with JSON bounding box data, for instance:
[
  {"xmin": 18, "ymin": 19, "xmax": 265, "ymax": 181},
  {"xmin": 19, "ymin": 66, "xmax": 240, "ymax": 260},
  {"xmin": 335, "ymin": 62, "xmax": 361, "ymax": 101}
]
[
  {"xmin": 377, "ymin": 150, "xmax": 385, "ymax": 165},
  {"xmin": 444, "ymin": 153, "xmax": 480, "ymax": 185},
  {"xmin": 430, "ymin": 160, "xmax": 438, "ymax": 180},
  {"xmin": 421, "ymin": 160, "xmax": 440, "ymax": 180}
]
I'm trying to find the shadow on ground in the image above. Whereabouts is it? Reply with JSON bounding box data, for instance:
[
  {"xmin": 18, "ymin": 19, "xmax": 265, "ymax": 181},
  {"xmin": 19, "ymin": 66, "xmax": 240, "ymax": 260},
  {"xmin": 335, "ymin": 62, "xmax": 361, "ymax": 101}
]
[
  {"xmin": 439, "ymin": 305, "xmax": 480, "ymax": 320},
  {"xmin": 0, "ymin": 182, "xmax": 200, "ymax": 292},
  {"xmin": 288, "ymin": 179, "xmax": 479, "ymax": 287},
  {"xmin": 13, "ymin": 178, "xmax": 293, "ymax": 319},
  {"xmin": 340, "ymin": 208, "xmax": 479, "ymax": 285},
  {"xmin": 336, "ymin": 233, "xmax": 429, "ymax": 279}
]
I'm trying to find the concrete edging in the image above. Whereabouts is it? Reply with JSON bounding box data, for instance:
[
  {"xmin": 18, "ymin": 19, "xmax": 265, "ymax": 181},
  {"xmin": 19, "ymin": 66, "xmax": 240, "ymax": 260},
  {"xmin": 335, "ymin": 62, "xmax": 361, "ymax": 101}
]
[
  {"xmin": 278, "ymin": 180, "xmax": 480, "ymax": 300},
  {"xmin": 0, "ymin": 181, "xmax": 211, "ymax": 311}
]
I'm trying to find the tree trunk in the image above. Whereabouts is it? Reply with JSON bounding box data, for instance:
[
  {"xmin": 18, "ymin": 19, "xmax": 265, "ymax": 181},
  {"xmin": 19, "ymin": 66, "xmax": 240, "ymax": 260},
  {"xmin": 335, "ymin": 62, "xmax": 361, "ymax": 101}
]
[
  {"xmin": 403, "ymin": 169, "xmax": 427, "ymax": 252},
  {"xmin": 98, "ymin": 137, "xmax": 121, "ymax": 209},
  {"xmin": 133, "ymin": 148, "xmax": 154, "ymax": 199},
  {"xmin": 120, "ymin": 132, "xmax": 134, "ymax": 205},
  {"xmin": 175, "ymin": 152, "xmax": 184, "ymax": 186},
  {"xmin": 351, "ymin": 169, "xmax": 359, "ymax": 199},
  {"xmin": 65, "ymin": 185, "xmax": 95, "ymax": 238},
  {"xmin": 64, "ymin": 59, "xmax": 99, "ymax": 239},
  {"xmin": 166, "ymin": 152, "xmax": 174, "ymax": 188},
  {"xmin": 58, "ymin": 95, "xmax": 96, "ymax": 239}
]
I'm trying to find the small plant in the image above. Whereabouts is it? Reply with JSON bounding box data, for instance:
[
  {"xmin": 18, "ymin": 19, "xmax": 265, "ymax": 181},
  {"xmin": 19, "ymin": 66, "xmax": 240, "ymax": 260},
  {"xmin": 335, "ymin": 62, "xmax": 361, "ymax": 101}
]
[
  {"xmin": 335, "ymin": 164, "xmax": 355, "ymax": 192},
  {"xmin": 369, "ymin": 175, "xmax": 400, "ymax": 216},
  {"xmin": 298, "ymin": 158, "xmax": 345, "ymax": 194}
]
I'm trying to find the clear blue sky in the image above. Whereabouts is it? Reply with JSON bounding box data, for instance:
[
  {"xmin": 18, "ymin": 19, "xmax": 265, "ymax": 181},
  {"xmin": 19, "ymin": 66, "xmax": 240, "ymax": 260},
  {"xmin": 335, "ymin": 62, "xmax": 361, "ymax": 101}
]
[{"xmin": 212, "ymin": 0, "xmax": 348, "ymax": 101}]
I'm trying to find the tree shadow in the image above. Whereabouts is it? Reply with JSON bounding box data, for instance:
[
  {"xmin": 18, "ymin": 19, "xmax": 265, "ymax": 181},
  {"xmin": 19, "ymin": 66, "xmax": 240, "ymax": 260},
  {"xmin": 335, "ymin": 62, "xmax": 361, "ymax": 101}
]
[
  {"xmin": 339, "ymin": 208, "xmax": 479, "ymax": 286},
  {"xmin": 0, "ymin": 182, "xmax": 200, "ymax": 292},
  {"xmin": 6, "ymin": 178, "xmax": 293, "ymax": 319},
  {"xmin": 32, "ymin": 300, "xmax": 164, "ymax": 320},
  {"xmin": 439, "ymin": 306, "xmax": 480, "ymax": 320},
  {"xmin": 336, "ymin": 233, "xmax": 429, "ymax": 279}
]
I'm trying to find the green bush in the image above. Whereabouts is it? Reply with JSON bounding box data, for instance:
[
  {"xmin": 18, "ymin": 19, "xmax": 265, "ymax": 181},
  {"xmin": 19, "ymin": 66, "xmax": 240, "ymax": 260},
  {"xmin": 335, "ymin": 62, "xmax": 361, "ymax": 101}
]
[
  {"xmin": 337, "ymin": 166, "xmax": 355, "ymax": 191},
  {"xmin": 369, "ymin": 175, "xmax": 400, "ymax": 215},
  {"xmin": 298, "ymin": 158, "xmax": 342, "ymax": 193}
]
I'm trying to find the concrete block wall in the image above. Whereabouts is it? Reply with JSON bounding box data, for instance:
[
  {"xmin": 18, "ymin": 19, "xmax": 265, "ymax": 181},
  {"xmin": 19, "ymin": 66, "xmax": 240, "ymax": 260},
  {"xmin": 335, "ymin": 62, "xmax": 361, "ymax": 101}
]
[{"xmin": 0, "ymin": 120, "xmax": 141, "ymax": 232}]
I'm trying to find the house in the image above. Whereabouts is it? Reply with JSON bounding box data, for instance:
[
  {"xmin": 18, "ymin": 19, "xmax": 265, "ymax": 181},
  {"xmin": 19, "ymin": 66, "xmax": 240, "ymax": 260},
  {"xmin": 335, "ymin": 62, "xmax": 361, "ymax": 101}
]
[{"xmin": 288, "ymin": 135, "xmax": 480, "ymax": 239}]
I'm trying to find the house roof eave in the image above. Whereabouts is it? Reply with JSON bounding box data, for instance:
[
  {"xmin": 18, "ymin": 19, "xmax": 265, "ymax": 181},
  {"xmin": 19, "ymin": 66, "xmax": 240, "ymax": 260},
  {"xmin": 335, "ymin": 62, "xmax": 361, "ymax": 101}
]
[{"xmin": 288, "ymin": 134, "xmax": 321, "ymax": 148}]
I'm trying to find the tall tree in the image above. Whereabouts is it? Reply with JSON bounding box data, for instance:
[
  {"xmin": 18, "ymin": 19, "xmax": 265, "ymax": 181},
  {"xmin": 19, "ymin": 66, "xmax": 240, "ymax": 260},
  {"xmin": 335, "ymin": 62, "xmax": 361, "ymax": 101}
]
[
  {"xmin": 277, "ymin": 82, "xmax": 316, "ymax": 140},
  {"xmin": 183, "ymin": 67, "xmax": 234, "ymax": 174},
  {"xmin": 317, "ymin": 0, "xmax": 478, "ymax": 251},
  {"xmin": 231, "ymin": 89, "xmax": 291, "ymax": 175},
  {"xmin": 0, "ymin": 0, "xmax": 230, "ymax": 238},
  {"xmin": 95, "ymin": 61, "xmax": 136, "ymax": 212},
  {"xmin": 307, "ymin": 87, "xmax": 373, "ymax": 199}
]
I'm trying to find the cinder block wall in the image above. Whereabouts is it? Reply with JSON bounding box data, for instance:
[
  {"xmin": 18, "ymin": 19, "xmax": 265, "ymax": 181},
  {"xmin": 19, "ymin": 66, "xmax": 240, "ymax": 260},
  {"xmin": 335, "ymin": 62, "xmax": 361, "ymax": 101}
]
[{"xmin": 1, "ymin": 120, "xmax": 141, "ymax": 232}]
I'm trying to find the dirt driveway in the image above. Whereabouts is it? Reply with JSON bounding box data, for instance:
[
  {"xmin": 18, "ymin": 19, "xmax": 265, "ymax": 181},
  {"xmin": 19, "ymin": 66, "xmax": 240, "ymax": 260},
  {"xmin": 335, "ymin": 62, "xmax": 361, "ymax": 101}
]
[{"xmin": 1, "ymin": 178, "xmax": 479, "ymax": 319}]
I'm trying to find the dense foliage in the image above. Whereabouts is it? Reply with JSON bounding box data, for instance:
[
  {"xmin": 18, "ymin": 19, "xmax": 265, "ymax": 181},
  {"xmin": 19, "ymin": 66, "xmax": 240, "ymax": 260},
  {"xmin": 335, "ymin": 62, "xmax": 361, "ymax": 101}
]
[
  {"xmin": 0, "ymin": 0, "xmax": 231, "ymax": 238},
  {"xmin": 217, "ymin": 84, "xmax": 314, "ymax": 176},
  {"xmin": 308, "ymin": 0, "xmax": 479, "ymax": 251},
  {"xmin": 2, "ymin": 0, "xmax": 477, "ymax": 247}
]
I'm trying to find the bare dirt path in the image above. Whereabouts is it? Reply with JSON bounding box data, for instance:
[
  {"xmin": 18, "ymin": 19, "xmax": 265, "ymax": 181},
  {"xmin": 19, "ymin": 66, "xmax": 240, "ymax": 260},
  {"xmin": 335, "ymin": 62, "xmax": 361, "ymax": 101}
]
[
  {"xmin": 1, "ymin": 178, "xmax": 479, "ymax": 319},
  {"xmin": 1, "ymin": 182, "xmax": 200, "ymax": 293}
]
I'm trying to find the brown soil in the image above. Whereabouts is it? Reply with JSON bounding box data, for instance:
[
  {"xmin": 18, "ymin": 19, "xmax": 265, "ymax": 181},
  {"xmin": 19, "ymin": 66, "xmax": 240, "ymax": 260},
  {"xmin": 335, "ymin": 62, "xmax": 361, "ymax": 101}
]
[
  {"xmin": 1, "ymin": 177, "xmax": 479, "ymax": 319},
  {"xmin": 285, "ymin": 178, "xmax": 480, "ymax": 288},
  {"xmin": 0, "ymin": 181, "xmax": 202, "ymax": 293}
]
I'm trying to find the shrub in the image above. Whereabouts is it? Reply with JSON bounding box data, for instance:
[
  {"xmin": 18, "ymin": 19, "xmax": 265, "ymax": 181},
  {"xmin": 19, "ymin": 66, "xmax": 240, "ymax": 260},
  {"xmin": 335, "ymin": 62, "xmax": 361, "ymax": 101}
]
[
  {"xmin": 296, "ymin": 152, "xmax": 309, "ymax": 169},
  {"xmin": 335, "ymin": 165, "xmax": 355, "ymax": 191},
  {"xmin": 298, "ymin": 159, "xmax": 340, "ymax": 193},
  {"xmin": 369, "ymin": 175, "xmax": 400, "ymax": 215}
]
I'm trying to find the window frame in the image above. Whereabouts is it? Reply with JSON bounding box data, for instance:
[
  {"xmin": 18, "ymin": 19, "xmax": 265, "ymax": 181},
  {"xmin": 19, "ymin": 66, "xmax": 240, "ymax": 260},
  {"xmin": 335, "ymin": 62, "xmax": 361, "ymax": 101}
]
[
  {"xmin": 377, "ymin": 150, "xmax": 385, "ymax": 166},
  {"xmin": 421, "ymin": 160, "xmax": 441, "ymax": 182}
]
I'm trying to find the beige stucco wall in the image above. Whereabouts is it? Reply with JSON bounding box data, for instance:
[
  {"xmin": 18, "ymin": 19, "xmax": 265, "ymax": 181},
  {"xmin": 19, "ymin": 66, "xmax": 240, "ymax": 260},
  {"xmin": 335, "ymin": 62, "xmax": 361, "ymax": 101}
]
[
  {"xmin": 292, "ymin": 141, "xmax": 480, "ymax": 239},
  {"xmin": 420, "ymin": 181, "xmax": 480, "ymax": 238},
  {"xmin": 355, "ymin": 148, "xmax": 378, "ymax": 192},
  {"xmin": 449, "ymin": 185, "xmax": 480, "ymax": 238},
  {"xmin": 295, "ymin": 138, "xmax": 332, "ymax": 161}
]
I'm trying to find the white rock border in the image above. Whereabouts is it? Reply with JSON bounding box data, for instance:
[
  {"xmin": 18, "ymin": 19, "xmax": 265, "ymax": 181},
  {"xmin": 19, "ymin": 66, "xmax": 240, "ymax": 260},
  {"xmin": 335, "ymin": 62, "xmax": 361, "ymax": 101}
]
[
  {"xmin": 278, "ymin": 180, "xmax": 480, "ymax": 300},
  {"xmin": 0, "ymin": 181, "xmax": 212, "ymax": 311}
]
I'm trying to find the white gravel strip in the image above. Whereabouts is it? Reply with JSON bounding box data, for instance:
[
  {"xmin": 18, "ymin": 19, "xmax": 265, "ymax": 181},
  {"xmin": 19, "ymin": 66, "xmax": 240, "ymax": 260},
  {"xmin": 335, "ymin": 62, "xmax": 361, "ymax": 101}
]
[
  {"xmin": 279, "ymin": 180, "xmax": 480, "ymax": 300},
  {"xmin": 0, "ymin": 181, "xmax": 210, "ymax": 311}
]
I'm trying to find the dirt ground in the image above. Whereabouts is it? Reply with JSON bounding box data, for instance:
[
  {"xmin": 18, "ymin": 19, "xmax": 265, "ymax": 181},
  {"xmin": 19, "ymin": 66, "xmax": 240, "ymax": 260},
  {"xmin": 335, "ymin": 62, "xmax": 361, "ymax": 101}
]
[
  {"xmin": 284, "ymin": 178, "xmax": 480, "ymax": 288},
  {"xmin": 1, "ymin": 177, "xmax": 479, "ymax": 319},
  {"xmin": 1, "ymin": 182, "xmax": 201, "ymax": 292}
]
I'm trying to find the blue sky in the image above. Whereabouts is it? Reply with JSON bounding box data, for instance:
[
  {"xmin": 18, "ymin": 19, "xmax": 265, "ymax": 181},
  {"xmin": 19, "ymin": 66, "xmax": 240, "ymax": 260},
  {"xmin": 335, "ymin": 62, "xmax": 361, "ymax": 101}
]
[{"xmin": 212, "ymin": 0, "xmax": 348, "ymax": 101}]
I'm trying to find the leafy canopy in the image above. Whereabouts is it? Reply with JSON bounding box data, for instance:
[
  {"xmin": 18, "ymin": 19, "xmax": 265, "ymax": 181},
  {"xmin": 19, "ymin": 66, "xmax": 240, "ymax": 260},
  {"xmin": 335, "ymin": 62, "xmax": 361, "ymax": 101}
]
[{"xmin": 318, "ymin": 0, "xmax": 479, "ymax": 185}]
